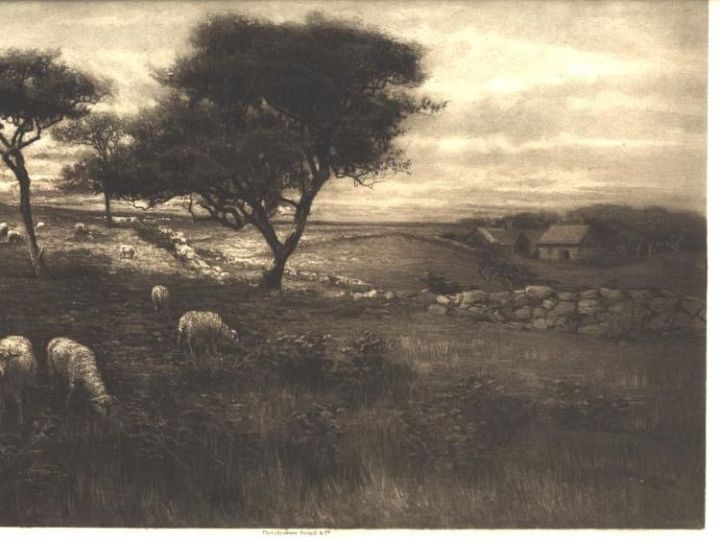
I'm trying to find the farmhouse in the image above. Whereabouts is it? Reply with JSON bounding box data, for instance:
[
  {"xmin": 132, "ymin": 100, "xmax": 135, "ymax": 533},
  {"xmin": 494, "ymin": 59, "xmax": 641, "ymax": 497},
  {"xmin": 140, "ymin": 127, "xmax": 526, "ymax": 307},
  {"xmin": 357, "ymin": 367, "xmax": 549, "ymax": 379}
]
[
  {"xmin": 477, "ymin": 227, "xmax": 543, "ymax": 257},
  {"xmin": 536, "ymin": 224, "xmax": 599, "ymax": 261}
]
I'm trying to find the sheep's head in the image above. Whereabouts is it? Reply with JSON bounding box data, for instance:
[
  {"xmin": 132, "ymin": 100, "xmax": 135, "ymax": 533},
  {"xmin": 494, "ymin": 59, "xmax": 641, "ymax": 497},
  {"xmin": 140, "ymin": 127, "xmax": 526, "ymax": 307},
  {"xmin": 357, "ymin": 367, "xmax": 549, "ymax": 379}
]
[
  {"xmin": 221, "ymin": 327, "xmax": 240, "ymax": 347},
  {"xmin": 90, "ymin": 394, "xmax": 117, "ymax": 417}
]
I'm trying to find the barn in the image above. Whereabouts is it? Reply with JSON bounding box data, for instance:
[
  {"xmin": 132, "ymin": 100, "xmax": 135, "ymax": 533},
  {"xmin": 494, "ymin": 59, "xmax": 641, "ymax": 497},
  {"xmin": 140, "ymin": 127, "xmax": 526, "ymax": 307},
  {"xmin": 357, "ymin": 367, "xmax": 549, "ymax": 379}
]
[
  {"xmin": 536, "ymin": 224, "xmax": 599, "ymax": 261},
  {"xmin": 477, "ymin": 227, "xmax": 542, "ymax": 258}
]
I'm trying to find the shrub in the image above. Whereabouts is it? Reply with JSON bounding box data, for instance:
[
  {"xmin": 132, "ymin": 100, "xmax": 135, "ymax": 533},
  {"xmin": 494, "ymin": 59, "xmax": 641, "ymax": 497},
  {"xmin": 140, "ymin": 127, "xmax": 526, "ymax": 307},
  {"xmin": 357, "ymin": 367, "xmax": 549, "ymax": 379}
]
[{"xmin": 332, "ymin": 331, "xmax": 415, "ymax": 404}]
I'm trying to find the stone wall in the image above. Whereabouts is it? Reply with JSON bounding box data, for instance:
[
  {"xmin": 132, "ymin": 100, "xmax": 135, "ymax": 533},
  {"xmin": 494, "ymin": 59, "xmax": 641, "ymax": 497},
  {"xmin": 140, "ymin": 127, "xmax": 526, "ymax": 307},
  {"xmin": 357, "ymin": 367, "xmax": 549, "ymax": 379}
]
[{"xmin": 427, "ymin": 285, "xmax": 705, "ymax": 338}]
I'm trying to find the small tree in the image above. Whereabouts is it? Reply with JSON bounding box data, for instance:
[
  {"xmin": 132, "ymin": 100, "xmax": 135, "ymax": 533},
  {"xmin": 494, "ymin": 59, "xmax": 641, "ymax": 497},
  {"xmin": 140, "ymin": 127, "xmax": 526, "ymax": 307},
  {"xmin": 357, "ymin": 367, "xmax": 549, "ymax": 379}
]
[
  {"xmin": 0, "ymin": 49, "xmax": 109, "ymax": 277},
  {"xmin": 116, "ymin": 15, "xmax": 442, "ymax": 289},
  {"xmin": 53, "ymin": 112, "xmax": 126, "ymax": 225}
]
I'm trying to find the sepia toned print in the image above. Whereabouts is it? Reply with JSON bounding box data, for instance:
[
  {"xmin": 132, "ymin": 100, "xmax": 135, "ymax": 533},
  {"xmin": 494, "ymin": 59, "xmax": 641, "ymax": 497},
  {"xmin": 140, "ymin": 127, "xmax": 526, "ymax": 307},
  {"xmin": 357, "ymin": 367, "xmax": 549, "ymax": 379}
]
[{"xmin": 0, "ymin": 0, "xmax": 707, "ymax": 528}]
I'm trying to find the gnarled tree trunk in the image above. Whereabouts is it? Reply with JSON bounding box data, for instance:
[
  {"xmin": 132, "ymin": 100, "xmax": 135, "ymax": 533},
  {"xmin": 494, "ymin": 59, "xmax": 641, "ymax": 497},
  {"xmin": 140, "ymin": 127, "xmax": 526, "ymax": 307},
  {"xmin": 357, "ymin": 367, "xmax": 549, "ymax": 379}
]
[{"xmin": 2, "ymin": 152, "xmax": 48, "ymax": 278}]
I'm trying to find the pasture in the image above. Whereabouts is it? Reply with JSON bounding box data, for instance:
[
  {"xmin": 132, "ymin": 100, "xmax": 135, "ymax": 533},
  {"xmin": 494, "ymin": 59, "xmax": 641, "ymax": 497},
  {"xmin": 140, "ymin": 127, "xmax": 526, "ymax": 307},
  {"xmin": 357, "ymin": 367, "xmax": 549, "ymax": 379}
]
[{"xmin": 0, "ymin": 202, "xmax": 705, "ymax": 527}]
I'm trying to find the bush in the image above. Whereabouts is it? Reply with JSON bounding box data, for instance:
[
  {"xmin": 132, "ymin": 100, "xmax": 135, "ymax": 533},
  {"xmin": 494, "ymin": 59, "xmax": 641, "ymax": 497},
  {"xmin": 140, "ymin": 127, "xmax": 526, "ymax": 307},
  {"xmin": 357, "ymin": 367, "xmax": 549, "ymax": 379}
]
[{"xmin": 333, "ymin": 331, "xmax": 415, "ymax": 403}]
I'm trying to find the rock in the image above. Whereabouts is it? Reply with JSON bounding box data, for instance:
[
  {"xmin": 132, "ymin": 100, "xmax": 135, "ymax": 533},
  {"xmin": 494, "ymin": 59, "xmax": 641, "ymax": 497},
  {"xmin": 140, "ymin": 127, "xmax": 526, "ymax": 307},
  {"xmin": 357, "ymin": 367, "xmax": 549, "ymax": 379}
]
[
  {"xmin": 489, "ymin": 310, "xmax": 507, "ymax": 323},
  {"xmin": 595, "ymin": 311, "xmax": 611, "ymax": 322},
  {"xmin": 525, "ymin": 285, "xmax": 555, "ymax": 300},
  {"xmin": 427, "ymin": 304, "xmax": 448, "ymax": 316},
  {"xmin": 680, "ymin": 296, "xmax": 705, "ymax": 318},
  {"xmin": 364, "ymin": 289, "xmax": 379, "ymax": 299},
  {"xmin": 672, "ymin": 311, "xmax": 694, "ymax": 329},
  {"xmin": 460, "ymin": 290, "xmax": 489, "ymax": 305},
  {"xmin": 396, "ymin": 289, "xmax": 417, "ymax": 299},
  {"xmin": 579, "ymin": 289, "xmax": 600, "ymax": 300},
  {"xmin": 557, "ymin": 317, "xmax": 579, "ymax": 333},
  {"xmin": 627, "ymin": 289, "xmax": 651, "ymax": 303},
  {"xmin": 533, "ymin": 318, "xmax": 550, "ymax": 330},
  {"xmin": 489, "ymin": 291, "xmax": 511, "ymax": 304},
  {"xmin": 542, "ymin": 298, "xmax": 558, "ymax": 310},
  {"xmin": 557, "ymin": 291, "xmax": 577, "ymax": 301},
  {"xmin": 322, "ymin": 288, "xmax": 347, "ymax": 299},
  {"xmin": 512, "ymin": 293, "xmax": 530, "ymax": 307},
  {"xmin": 384, "ymin": 291, "xmax": 397, "ymax": 300},
  {"xmin": 506, "ymin": 322, "xmax": 525, "ymax": 330},
  {"xmin": 351, "ymin": 293, "xmax": 364, "ymax": 301},
  {"xmin": 607, "ymin": 301, "xmax": 634, "ymax": 313},
  {"xmin": 580, "ymin": 316, "xmax": 599, "ymax": 327},
  {"xmin": 513, "ymin": 307, "xmax": 533, "ymax": 321},
  {"xmin": 436, "ymin": 295, "xmax": 451, "ymax": 305},
  {"xmin": 659, "ymin": 288, "xmax": 676, "ymax": 298},
  {"xmin": 599, "ymin": 288, "xmax": 625, "ymax": 301},
  {"xmin": 647, "ymin": 313, "xmax": 672, "ymax": 331},
  {"xmin": 577, "ymin": 299, "xmax": 600, "ymax": 315},
  {"xmin": 346, "ymin": 279, "xmax": 373, "ymax": 293},
  {"xmin": 648, "ymin": 297, "xmax": 677, "ymax": 314},
  {"xmin": 532, "ymin": 307, "xmax": 546, "ymax": 319},
  {"xmin": 550, "ymin": 301, "xmax": 576, "ymax": 317}
]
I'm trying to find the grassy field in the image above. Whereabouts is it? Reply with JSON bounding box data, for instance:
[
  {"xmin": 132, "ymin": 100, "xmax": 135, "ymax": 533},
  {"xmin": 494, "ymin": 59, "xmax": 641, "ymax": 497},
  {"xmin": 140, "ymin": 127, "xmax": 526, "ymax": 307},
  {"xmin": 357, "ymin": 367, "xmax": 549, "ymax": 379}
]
[{"xmin": 0, "ymin": 202, "xmax": 705, "ymax": 527}]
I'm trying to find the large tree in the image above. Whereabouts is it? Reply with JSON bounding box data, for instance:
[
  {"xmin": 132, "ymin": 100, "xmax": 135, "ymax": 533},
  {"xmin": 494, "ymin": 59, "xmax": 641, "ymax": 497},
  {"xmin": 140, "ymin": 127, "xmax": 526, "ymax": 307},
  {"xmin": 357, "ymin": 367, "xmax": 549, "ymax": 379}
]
[
  {"xmin": 0, "ymin": 49, "xmax": 109, "ymax": 277},
  {"xmin": 54, "ymin": 112, "xmax": 127, "ymax": 225},
  {"xmin": 118, "ymin": 15, "xmax": 441, "ymax": 289}
]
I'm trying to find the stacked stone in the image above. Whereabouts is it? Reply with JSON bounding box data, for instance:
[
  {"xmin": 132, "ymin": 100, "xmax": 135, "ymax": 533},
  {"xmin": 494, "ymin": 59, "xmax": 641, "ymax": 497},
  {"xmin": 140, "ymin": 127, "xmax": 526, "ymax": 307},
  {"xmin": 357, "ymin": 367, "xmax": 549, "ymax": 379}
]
[{"xmin": 426, "ymin": 285, "xmax": 705, "ymax": 338}]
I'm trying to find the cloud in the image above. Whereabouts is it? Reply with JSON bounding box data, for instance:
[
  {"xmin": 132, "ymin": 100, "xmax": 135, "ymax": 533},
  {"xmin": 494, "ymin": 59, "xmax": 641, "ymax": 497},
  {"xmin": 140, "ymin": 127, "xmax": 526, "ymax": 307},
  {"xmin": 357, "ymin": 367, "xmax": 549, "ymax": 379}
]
[{"xmin": 0, "ymin": 0, "xmax": 707, "ymax": 220}]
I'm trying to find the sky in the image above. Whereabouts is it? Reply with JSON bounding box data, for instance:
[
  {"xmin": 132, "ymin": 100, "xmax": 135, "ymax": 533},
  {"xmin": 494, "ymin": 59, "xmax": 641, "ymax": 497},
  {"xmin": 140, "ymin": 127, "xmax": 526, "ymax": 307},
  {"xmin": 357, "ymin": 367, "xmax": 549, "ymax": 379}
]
[{"xmin": 0, "ymin": 0, "xmax": 709, "ymax": 221}]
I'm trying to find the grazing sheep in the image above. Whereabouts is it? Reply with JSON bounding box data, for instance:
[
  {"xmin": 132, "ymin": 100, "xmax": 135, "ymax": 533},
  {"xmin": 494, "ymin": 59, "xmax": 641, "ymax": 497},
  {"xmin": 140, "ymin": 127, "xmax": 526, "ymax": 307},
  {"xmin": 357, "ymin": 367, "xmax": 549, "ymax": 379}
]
[
  {"xmin": 119, "ymin": 244, "xmax": 136, "ymax": 259},
  {"xmin": 0, "ymin": 336, "xmax": 37, "ymax": 424},
  {"xmin": 151, "ymin": 285, "xmax": 170, "ymax": 314},
  {"xmin": 46, "ymin": 337, "xmax": 116, "ymax": 417},
  {"xmin": 0, "ymin": 222, "xmax": 9, "ymax": 237},
  {"xmin": 36, "ymin": 221, "xmax": 45, "ymax": 230},
  {"xmin": 176, "ymin": 311, "xmax": 239, "ymax": 357},
  {"xmin": 74, "ymin": 222, "xmax": 89, "ymax": 236},
  {"xmin": 6, "ymin": 230, "xmax": 23, "ymax": 243}
]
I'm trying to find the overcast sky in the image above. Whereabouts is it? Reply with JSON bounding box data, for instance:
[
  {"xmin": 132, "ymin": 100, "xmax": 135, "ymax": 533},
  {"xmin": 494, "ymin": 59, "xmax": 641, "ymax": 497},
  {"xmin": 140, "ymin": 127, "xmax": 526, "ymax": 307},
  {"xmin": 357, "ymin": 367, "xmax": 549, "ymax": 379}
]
[{"xmin": 0, "ymin": 0, "xmax": 709, "ymax": 220}]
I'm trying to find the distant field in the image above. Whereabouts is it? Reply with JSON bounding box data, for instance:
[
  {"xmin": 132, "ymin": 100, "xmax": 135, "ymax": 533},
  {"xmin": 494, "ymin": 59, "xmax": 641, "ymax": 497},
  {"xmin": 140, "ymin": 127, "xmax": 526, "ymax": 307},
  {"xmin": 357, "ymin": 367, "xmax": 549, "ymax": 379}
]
[{"xmin": 0, "ymin": 202, "xmax": 706, "ymax": 527}]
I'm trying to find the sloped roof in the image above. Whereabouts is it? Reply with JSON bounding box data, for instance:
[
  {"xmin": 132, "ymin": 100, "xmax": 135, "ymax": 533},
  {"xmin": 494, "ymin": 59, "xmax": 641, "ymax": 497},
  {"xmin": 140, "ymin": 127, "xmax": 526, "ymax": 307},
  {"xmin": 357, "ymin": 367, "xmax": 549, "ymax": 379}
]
[
  {"xmin": 522, "ymin": 229, "xmax": 545, "ymax": 244},
  {"xmin": 477, "ymin": 227, "xmax": 524, "ymax": 247},
  {"xmin": 537, "ymin": 224, "xmax": 592, "ymax": 245}
]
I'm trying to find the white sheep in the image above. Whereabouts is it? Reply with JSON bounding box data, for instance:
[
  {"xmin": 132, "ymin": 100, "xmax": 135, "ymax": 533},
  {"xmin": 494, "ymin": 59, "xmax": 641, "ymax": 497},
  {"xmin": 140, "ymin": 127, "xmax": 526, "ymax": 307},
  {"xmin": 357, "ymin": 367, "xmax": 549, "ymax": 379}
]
[
  {"xmin": 151, "ymin": 285, "xmax": 170, "ymax": 314},
  {"xmin": 0, "ymin": 335, "xmax": 37, "ymax": 424},
  {"xmin": 176, "ymin": 311, "xmax": 239, "ymax": 357},
  {"xmin": 74, "ymin": 222, "xmax": 89, "ymax": 236},
  {"xmin": 36, "ymin": 221, "xmax": 46, "ymax": 230},
  {"xmin": 46, "ymin": 337, "xmax": 116, "ymax": 417},
  {"xmin": 6, "ymin": 230, "xmax": 23, "ymax": 243},
  {"xmin": 0, "ymin": 222, "xmax": 9, "ymax": 237},
  {"xmin": 119, "ymin": 244, "xmax": 136, "ymax": 259}
]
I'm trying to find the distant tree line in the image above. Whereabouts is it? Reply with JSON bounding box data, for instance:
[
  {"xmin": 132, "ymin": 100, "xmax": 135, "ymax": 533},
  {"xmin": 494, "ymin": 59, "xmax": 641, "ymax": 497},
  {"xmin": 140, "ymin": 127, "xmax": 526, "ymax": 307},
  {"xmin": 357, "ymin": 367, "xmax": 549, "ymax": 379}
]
[{"xmin": 453, "ymin": 205, "xmax": 705, "ymax": 265}]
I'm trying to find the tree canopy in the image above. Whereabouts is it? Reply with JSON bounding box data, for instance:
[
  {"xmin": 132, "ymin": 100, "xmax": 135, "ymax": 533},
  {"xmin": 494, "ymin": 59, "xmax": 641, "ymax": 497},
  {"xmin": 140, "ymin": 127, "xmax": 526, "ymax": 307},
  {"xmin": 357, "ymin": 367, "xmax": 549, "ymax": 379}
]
[
  {"xmin": 116, "ymin": 15, "xmax": 441, "ymax": 288},
  {"xmin": 0, "ymin": 49, "xmax": 110, "ymax": 277},
  {"xmin": 54, "ymin": 112, "xmax": 127, "ymax": 223}
]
